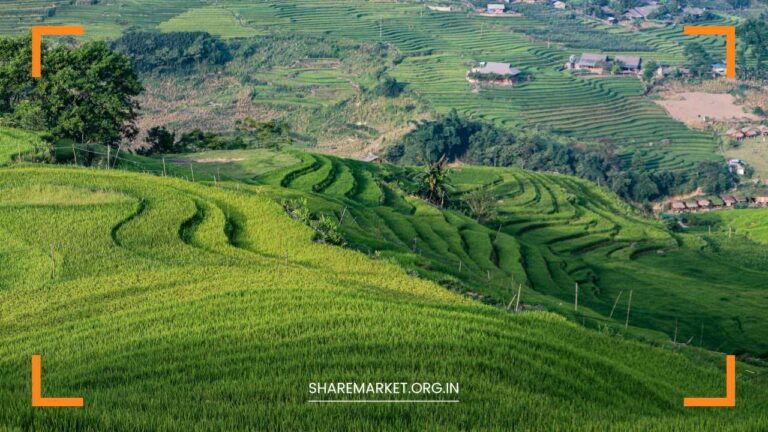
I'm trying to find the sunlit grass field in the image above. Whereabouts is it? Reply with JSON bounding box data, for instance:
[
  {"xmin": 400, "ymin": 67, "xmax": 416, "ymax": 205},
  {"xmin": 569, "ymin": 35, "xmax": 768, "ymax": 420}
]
[{"xmin": 0, "ymin": 164, "xmax": 767, "ymax": 430}]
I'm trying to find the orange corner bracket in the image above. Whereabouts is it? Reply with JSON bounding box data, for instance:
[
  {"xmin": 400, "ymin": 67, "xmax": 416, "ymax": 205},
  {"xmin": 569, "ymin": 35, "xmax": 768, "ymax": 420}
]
[
  {"xmin": 684, "ymin": 355, "xmax": 736, "ymax": 408},
  {"xmin": 683, "ymin": 26, "xmax": 736, "ymax": 79},
  {"xmin": 31, "ymin": 355, "xmax": 84, "ymax": 408},
  {"xmin": 31, "ymin": 26, "xmax": 84, "ymax": 78}
]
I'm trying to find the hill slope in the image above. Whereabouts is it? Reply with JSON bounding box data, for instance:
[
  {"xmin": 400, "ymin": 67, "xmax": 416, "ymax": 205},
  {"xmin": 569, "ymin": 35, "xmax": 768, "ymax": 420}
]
[{"xmin": 0, "ymin": 166, "xmax": 767, "ymax": 430}]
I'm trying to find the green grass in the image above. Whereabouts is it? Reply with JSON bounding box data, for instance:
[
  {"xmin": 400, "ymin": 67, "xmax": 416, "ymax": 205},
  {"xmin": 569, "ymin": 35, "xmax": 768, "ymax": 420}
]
[
  {"xmin": 0, "ymin": 128, "xmax": 43, "ymax": 165},
  {"xmin": 0, "ymin": 0, "xmax": 728, "ymax": 172},
  {"xmin": 176, "ymin": 150, "xmax": 768, "ymax": 357},
  {"xmin": 157, "ymin": 6, "xmax": 262, "ymax": 38},
  {"xmin": 0, "ymin": 165, "xmax": 767, "ymax": 430}
]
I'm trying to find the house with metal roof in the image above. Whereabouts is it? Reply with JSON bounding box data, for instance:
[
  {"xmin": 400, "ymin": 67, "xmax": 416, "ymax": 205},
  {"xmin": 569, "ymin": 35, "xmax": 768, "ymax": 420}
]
[
  {"xmin": 473, "ymin": 62, "xmax": 521, "ymax": 76},
  {"xmin": 615, "ymin": 55, "xmax": 643, "ymax": 72},
  {"xmin": 575, "ymin": 53, "xmax": 608, "ymax": 72}
]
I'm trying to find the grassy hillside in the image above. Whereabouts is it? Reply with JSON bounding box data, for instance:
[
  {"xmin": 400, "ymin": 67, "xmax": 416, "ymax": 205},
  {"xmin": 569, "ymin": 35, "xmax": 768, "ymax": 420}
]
[
  {"xmin": 121, "ymin": 148, "xmax": 768, "ymax": 357},
  {"xmin": 0, "ymin": 0, "xmax": 731, "ymax": 170},
  {"xmin": 0, "ymin": 128, "xmax": 44, "ymax": 166},
  {"xmin": 0, "ymin": 165, "xmax": 767, "ymax": 430}
]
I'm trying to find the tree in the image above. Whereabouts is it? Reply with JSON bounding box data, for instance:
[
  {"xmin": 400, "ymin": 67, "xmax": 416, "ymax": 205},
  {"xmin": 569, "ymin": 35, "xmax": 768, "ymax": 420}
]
[
  {"xmin": 140, "ymin": 126, "xmax": 176, "ymax": 155},
  {"xmin": 374, "ymin": 75, "xmax": 405, "ymax": 98},
  {"xmin": 642, "ymin": 60, "xmax": 658, "ymax": 82},
  {"xmin": 464, "ymin": 187, "xmax": 497, "ymax": 222},
  {"xmin": 0, "ymin": 36, "xmax": 143, "ymax": 147},
  {"xmin": 738, "ymin": 19, "xmax": 768, "ymax": 79},
  {"xmin": 416, "ymin": 155, "xmax": 450, "ymax": 206},
  {"xmin": 684, "ymin": 42, "xmax": 713, "ymax": 77}
]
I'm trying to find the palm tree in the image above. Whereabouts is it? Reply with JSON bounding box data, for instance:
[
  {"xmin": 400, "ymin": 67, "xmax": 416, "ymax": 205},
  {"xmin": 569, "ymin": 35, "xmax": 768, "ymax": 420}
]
[{"xmin": 416, "ymin": 154, "xmax": 450, "ymax": 207}]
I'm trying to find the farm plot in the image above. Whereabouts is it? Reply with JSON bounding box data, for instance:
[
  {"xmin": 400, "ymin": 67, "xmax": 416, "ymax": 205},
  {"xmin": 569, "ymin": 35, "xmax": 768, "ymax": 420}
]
[{"xmin": 3, "ymin": 166, "xmax": 767, "ymax": 430}]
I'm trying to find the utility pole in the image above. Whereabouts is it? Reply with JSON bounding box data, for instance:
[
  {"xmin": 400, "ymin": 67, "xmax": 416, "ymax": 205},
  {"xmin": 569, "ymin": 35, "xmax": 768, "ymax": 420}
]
[
  {"xmin": 107, "ymin": 145, "xmax": 111, "ymax": 169},
  {"xmin": 162, "ymin": 158, "xmax": 167, "ymax": 177},
  {"xmin": 379, "ymin": 19, "xmax": 383, "ymax": 40},
  {"xmin": 72, "ymin": 141, "xmax": 78, "ymax": 165},
  {"xmin": 190, "ymin": 164, "xmax": 195, "ymax": 182},
  {"xmin": 625, "ymin": 289, "xmax": 633, "ymax": 329},
  {"xmin": 515, "ymin": 284, "xmax": 522, "ymax": 312}
]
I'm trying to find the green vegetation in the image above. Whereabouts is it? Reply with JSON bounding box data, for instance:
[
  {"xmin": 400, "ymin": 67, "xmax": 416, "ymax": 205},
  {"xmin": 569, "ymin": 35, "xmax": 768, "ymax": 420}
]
[
  {"xmin": 388, "ymin": 112, "xmax": 736, "ymax": 203},
  {"xmin": 0, "ymin": 0, "xmax": 741, "ymax": 172},
  {"xmin": 0, "ymin": 165, "xmax": 767, "ymax": 430},
  {"xmin": 0, "ymin": 36, "xmax": 142, "ymax": 146}
]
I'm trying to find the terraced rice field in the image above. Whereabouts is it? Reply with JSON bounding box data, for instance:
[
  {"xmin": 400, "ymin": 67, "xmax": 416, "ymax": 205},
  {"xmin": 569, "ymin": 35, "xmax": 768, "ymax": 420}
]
[
  {"xmin": 0, "ymin": 0, "xmax": 726, "ymax": 171},
  {"xmin": 1, "ymin": 164, "xmax": 767, "ymax": 430},
  {"xmin": 232, "ymin": 150, "xmax": 768, "ymax": 355}
]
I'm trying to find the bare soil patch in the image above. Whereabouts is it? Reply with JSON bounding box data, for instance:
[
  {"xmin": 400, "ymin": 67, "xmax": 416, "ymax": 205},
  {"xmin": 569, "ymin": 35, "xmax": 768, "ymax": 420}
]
[
  {"xmin": 193, "ymin": 158, "xmax": 247, "ymax": 164},
  {"xmin": 655, "ymin": 92, "xmax": 758, "ymax": 127}
]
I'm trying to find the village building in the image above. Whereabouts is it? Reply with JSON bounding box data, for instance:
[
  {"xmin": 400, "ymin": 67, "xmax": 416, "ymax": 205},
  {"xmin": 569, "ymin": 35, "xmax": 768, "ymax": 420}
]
[
  {"xmin": 728, "ymin": 158, "xmax": 746, "ymax": 176},
  {"xmin": 671, "ymin": 201, "xmax": 687, "ymax": 213},
  {"xmin": 359, "ymin": 153, "xmax": 381, "ymax": 163},
  {"xmin": 759, "ymin": 125, "xmax": 768, "ymax": 136},
  {"xmin": 721, "ymin": 196, "xmax": 738, "ymax": 207},
  {"xmin": 487, "ymin": 4, "xmax": 506, "ymax": 14},
  {"xmin": 697, "ymin": 199, "xmax": 712, "ymax": 209},
  {"xmin": 553, "ymin": 1, "xmax": 567, "ymax": 10},
  {"xmin": 712, "ymin": 63, "xmax": 727, "ymax": 76},
  {"xmin": 683, "ymin": 7, "xmax": 705, "ymax": 16},
  {"xmin": 615, "ymin": 55, "xmax": 642, "ymax": 73},
  {"xmin": 622, "ymin": 3, "xmax": 660, "ymax": 20},
  {"xmin": 685, "ymin": 201, "xmax": 700, "ymax": 210},
  {"xmin": 470, "ymin": 62, "xmax": 522, "ymax": 85},
  {"xmin": 742, "ymin": 126, "xmax": 760, "ymax": 138},
  {"xmin": 573, "ymin": 53, "xmax": 608, "ymax": 73},
  {"xmin": 727, "ymin": 128, "xmax": 745, "ymax": 141},
  {"xmin": 473, "ymin": 62, "xmax": 521, "ymax": 77},
  {"xmin": 756, "ymin": 196, "xmax": 768, "ymax": 206}
]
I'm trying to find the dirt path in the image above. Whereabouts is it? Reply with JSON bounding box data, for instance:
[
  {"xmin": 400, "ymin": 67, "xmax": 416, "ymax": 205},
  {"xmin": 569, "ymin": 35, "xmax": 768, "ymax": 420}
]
[{"xmin": 653, "ymin": 188, "xmax": 703, "ymax": 211}]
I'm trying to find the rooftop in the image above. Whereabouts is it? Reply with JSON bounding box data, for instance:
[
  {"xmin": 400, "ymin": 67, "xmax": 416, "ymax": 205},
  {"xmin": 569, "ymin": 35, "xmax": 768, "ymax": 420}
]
[{"xmin": 474, "ymin": 62, "xmax": 521, "ymax": 76}]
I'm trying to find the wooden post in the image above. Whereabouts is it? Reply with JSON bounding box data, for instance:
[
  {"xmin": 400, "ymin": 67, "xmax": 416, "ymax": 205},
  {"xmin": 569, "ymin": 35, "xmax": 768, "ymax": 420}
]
[
  {"xmin": 624, "ymin": 290, "xmax": 633, "ymax": 329},
  {"xmin": 609, "ymin": 290, "xmax": 623, "ymax": 319},
  {"xmin": 674, "ymin": 319, "xmax": 678, "ymax": 343},
  {"xmin": 574, "ymin": 282, "xmax": 579, "ymax": 311},
  {"xmin": 16, "ymin": 142, "xmax": 21, "ymax": 162},
  {"xmin": 190, "ymin": 164, "xmax": 195, "ymax": 182},
  {"xmin": 72, "ymin": 141, "xmax": 78, "ymax": 165},
  {"xmin": 506, "ymin": 293, "xmax": 517, "ymax": 310},
  {"xmin": 113, "ymin": 146, "xmax": 121, "ymax": 169},
  {"xmin": 49, "ymin": 244, "xmax": 56, "ymax": 279},
  {"xmin": 107, "ymin": 145, "xmax": 111, "ymax": 169},
  {"xmin": 515, "ymin": 284, "xmax": 522, "ymax": 312},
  {"xmin": 162, "ymin": 158, "xmax": 167, "ymax": 177},
  {"xmin": 339, "ymin": 207, "xmax": 348, "ymax": 225}
]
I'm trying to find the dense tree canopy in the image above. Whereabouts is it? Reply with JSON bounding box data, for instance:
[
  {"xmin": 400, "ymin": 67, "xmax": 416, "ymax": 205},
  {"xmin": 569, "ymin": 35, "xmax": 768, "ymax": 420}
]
[
  {"xmin": 0, "ymin": 35, "xmax": 143, "ymax": 146},
  {"xmin": 387, "ymin": 111, "xmax": 735, "ymax": 203},
  {"xmin": 111, "ymin": 31, "xmax": 232, "ymax": 73}
]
